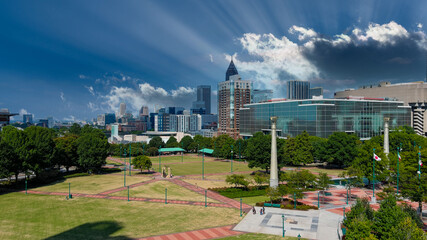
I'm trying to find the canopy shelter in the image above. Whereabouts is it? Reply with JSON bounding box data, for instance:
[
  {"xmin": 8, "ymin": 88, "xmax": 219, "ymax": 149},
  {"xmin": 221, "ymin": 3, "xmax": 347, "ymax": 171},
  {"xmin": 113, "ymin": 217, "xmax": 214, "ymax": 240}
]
[
  {"xmin": 158, "ymin": 147, "xmax": 185, "ymax": 153},
  {"xmin": 198, "ymin": 148, "xmax": 214, "ymax": 155}
]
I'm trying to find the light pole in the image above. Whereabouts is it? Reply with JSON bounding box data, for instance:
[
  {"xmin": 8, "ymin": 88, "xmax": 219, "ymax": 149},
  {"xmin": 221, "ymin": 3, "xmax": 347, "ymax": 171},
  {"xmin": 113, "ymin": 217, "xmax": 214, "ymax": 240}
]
[
  {"xmin": 240, "ymin": 198, "xmax": 242, "ymax": 216},
  {"xmin": 346, "ymin": 187, "xmax": 349, "ymax": 204},
  {"xmin": 165, "ymin": 188, "xmax": 167, "ymax": 204},
  {"xmin": 68, "ymin": 182, "xmax": 72, "ymax": 199},
  {"xmin": 373, "ymin": 148, "xmax": 376, "ymax": 201},
  {"xmin": 159, "ymin": 147, "xmax": 161, "ymax": 173},
  {"xmin": 127, "ymin": 186, "xmax": 130, "ymax": 202},
  {"xmin": 317, "ymin": 191, "xmax": 320, "ymax": 209},
  {"xmin": 282, "ymin": 214, "xmax": 285, "ymax": 237},
  {"xmin": 343, "ymin": 207, "xmax": 346, "ymax": 219},
  {"xmin": 418, "ymin": 146, "xmax": 423, "ymax": 214},
  {"xmin": 129, "ymin": 144, "xmax": 132, "ymax": 176},
  {"xmin": 181, "ymin": 142, "xmax": 184, "ymax": 163},
  {"xmin": 231, "ymin": 145, "xmax": 233, "ymax": 173},
  {"xmin": 202, "ymin": 152, "xmax": 205, "ymax": 180},
  {"xmin": 205, "ymin": 190, "xmax": 207, "ymax": 207},
  {"xmin": 123, "ymin": 148, "xmax": 126, "ymax": 187},
  {"xmin": 397, "ymin": 146, "xmax": 400, "ymax": 194},
  {"xmin": 294, "ymin": 192, "xmax": 296, "ymax": 209}
]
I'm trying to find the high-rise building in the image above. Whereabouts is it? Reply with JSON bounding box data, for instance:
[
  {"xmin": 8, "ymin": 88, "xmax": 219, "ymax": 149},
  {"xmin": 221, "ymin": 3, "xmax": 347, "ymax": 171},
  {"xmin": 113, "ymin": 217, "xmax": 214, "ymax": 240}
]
[
  {"xmin": 105, "ymin": 113, "xmax": 116, "ymax": 125},
  {"xmin": 286, "ymin": 80, "xmax": 310, "ymax": 99},
  {"xmin": 218, "ymin": 59, "xmax": 252, "ymax": 139},
  {"xmin": 309, "ymin": 87, "xmax": 323, "ymax": 98},
  {"xmin": 97, "ymin": 114, "xmax": 106, "ymax": 126},
  {"xmin": 23, "ymin": 114, "xmax": 33, "ymax": 124},
  {"xmin": 253, "ymin": 89, "xmax": 273, "ymax": 103},
  {"xmin": 119, "ymin": 103, "xmax": 126, "ymax": 117},
  {"xmin": 194, "ymin": 85, "xmax": 211, "ymax": 114},
  {"xmin": 139, "ymin": 106, "xmax": 149, "ymax": 117},
  {"xmin": 47, "ymin": 117, "xmax": 54, "ymax": 128}
]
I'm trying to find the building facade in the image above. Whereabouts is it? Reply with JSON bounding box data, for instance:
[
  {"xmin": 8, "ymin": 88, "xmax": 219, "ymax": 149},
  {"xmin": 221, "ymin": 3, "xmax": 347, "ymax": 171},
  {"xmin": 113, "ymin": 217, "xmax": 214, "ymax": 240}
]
[
  {"xmin": 309, "ymin": 87, "xmax": 323, "ymax": 98},
  {"xmin": 334, "ymin": 81, "xmax": 427, "ymax": 136},
  {"xmin": 253, "ymin": 89, "xmax": 273, "ymax": 103},
  {"xmin": 23, "ymin": 114, "xmax": 33, "ymax": 124},
  {"xmin": 286, "ymin": 80, "xmax": 310, "ymax": 100},
  {"xmin": 240, "ymin": 99, "xmax": 411, "ymax": 139},
  {"xmin": 119, "ymin": 103, "xmax": 126, "ymax": 117},
  {"xmin": 194, "ymin": 85, "xmax": 211, "ymax": 114},
  {"xmin": 218, "ymin": 60, "xmax": 252, "ymax": 139}
]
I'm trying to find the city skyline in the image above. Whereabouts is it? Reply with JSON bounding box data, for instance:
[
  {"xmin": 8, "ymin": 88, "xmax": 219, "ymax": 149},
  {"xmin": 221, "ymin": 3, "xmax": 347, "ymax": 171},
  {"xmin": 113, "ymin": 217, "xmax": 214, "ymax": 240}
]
[{"xmin": 1, "ymin": 0, "xmax": 427, "ymax": 121}]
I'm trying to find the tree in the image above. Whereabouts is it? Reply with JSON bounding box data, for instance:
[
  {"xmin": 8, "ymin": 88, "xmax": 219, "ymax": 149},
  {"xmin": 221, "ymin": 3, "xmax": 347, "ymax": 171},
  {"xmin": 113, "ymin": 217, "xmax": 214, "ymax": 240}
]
[
  {"xmin": 0, "ymin": 140, "xmax": 14, "ymax": 180},
  {"xmin": 320, "ymin": 132, "xmax": 359, "ymax": 167},
  {"xmin": 225, "ymin": 174, "xmax": 249, "ymax": 188},
  {"xmin": 133, "ymin": 155, "xmax": 152, "ymax": 173},
  {"xmin": 0, "ymin": 126, "xmax": 27, "ymax": 181},
  {"xmin": 253, "ymin": 172, "xmax": 268, "ymax": 188},
  {"xmin": 180, "ymin": 136, "xmax": 193, "ymax": 152},
  {"xmin": 77, "ymin": 131, "xmax": 109, "ymax": 172},
  {"xmin": 373, "ymin": 195, "xmax": 410, "ymax": 240},
  {"xmin": 54, "ymin": 135, "xmax": 78, "ymax": 172},
  {"xmin": 24, "ymin": 126, "xmax": 56, "ymax": 177},
  {"xmin": 165, "ymin": 136, "xmax": 179, "ymax": 148},
  {"xmin": 345, "ymin": 216, "xmax": 377, "ymax": 240},
  {"xmin": 149, "ymin": 136, "xmax": 164, "ymax": 149},
  {"xmin": 317, "ymin": 173, "xmax": 332, "ymax": 203},
  {"xmin": 281, "ymin": 131, "xmax": 313, "ymax": 165},
  {"xmin": 245, "ymin": 132, "xmax": 271, "ymax": 171},
  {"xmin": 309, "ymin": 136, "xmax": 327, "ymax": 162},
  {"xmin": 285, "ymin": 170, "xmax": 317, "ymax": 189},
  {"xmin": 147, "ymin": 147, "xmax": 158, "ymax": 156},
  {"xmin": 265, "ymin": 187, "xmax": 281, "ymax": 204},
  {"xmin": 389, "ymin": 217, "xmax": 427, "ymax": 240},
  {"xmin": 339, "ymin": 166, "xmax": 363, "ymax": 201},
  {"xmin": 351, "ymin": 140, "xmax": 388, "ymax": 185},
  {"xmin": 69, "ymin": 123, "xmax": 81, "ymax": 135},
  {"xmin": 214, "ymin": 134, "xmax": 236, "ymax": 159}
]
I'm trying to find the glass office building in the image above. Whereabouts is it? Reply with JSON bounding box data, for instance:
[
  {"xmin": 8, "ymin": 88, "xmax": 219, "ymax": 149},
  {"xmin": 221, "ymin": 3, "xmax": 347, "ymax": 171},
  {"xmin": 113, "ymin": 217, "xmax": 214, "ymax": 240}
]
[{"xmin": 240, "ymin": 99, "xmax": 411, "ymax": 139}]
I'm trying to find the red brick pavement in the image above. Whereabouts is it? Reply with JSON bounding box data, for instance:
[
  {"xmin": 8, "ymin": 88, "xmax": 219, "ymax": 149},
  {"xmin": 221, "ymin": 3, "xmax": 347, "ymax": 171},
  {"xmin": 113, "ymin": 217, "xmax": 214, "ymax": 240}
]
[{"xmin": 138, "ymin": 225, "xmax": 242, "ymax": 240}]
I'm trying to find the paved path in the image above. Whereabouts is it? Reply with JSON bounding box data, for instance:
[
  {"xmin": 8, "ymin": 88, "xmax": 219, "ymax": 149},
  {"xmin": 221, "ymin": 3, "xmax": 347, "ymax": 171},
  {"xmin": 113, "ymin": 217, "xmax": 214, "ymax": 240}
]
[{"xmin": 138, "ymin": 225, "xmax": 242, "ymax": 240}]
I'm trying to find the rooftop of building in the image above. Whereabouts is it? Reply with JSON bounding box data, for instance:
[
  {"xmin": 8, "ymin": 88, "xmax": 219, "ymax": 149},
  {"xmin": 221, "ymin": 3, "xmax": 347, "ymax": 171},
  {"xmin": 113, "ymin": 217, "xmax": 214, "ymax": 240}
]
[
  {"xmin": 340, "ymin": 81, "xmax": 427, "ymax": 91},
  {"xmin": 244, "ymin": 97, "xmax": 405, "ymax": 107}
]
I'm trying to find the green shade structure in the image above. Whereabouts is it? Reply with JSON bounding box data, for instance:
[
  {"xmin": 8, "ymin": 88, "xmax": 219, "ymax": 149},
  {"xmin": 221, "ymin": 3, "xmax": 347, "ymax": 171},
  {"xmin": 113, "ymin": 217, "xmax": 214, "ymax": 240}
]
[
  {"xmin": 158, "ymin": 148, "xmax": 185, "ymax": 153},
  {"xmin": 198, "ymin": 148, "xmax": 214, "ymax": 154}
]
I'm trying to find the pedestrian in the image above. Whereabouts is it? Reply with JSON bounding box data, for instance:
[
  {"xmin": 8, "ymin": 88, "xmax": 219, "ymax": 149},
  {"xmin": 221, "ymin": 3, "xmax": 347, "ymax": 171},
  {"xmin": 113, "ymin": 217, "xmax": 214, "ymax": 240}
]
[
  {"xmin": 262, "ymin": 206, "xmax": 265, "ymax": 214},
  {"xmin": 252, "ymin": 207, "xmax": 256, "ymax": 215}
]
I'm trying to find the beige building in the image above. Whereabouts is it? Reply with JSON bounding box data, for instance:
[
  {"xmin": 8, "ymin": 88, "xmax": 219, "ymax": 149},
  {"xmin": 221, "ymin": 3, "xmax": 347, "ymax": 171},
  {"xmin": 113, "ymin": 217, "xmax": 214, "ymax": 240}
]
[
  {"xmin": 334, "ymin": 81, "xmax": 427, "ymax": 135},
  {"xmin": 218, "ymin": 59, "xmax": 252, "ymax": 139}
]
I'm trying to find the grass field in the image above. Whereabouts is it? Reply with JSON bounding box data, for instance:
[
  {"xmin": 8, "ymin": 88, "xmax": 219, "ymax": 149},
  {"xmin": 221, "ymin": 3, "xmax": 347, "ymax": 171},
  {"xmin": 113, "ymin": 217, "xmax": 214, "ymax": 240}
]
[
  {"xmin": 153, "ymin": 160, "xmax": 259, "ymax": 176},
  {"xmin": 111, "ymin": 180, "xmax": 219, "ymax": 203},
  {"xmin": 106, "ymin": 159, "xmax": 123, "ymax": 166},
  {"xmin": 149, "ymin": 154, "xmax": 211, "ymax": 164},
  {"xmin": 205, "ymin": 173, "xmax": 254, "ymax": 181},
  {"xmin": 183, "ymin": 179, "xmax": 230, "ymax": 189},
  {"xmin": 297, "ymin": 167, "xmax": 344, "ymax": 176},
  {"xmin": 0, "ymin": 193, "xmax": 241, "ymax": 239},
  {"xmin": 33, "ymin": 172, "xmax": 150, "ymax": 194},
  {"xmin": 220, "ymin": 233, "xmax": 304, "ymax": 239},
  {"xmin": 235, "ymin": 195, "xmax": 271, "ymax": 206}
]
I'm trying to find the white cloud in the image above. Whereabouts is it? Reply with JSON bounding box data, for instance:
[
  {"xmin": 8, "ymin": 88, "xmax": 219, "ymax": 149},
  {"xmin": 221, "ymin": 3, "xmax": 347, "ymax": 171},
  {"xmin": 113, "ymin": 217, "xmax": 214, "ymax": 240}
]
[
  {"xmin": 417, "ymin": 23, "xmax": 423, "ymax": 29},
  {"xmin": 85, "ymin": 86, "xmax": 95, "ymax": 96},
  {"xmin": 60, "ymin": 92, "xmax": 66, "ymax": 102},
  {"xmin": 63, "ymin": 115, "xmax": 76, "ymax": 122},
  {"xmin": 209, "ymin": 54, "xmax": 214, "ymax": 63},
  {"xmin": 289, "ymin": 26, "xmax": 318, "ymax": 41},
  {"xmin": 19, "ymin": 109, "xmax": 28, "ymax": 115},
  {"xmin": 103, "ymin": 83, "xmax": 196, "ymax": 113},
  {"xmin": 354, "ymin": 21, "xmax": 409, "ymax": 45},
  {"xmin": 87, "ymin": 102, "xmax": 99, "ymax": 112}
]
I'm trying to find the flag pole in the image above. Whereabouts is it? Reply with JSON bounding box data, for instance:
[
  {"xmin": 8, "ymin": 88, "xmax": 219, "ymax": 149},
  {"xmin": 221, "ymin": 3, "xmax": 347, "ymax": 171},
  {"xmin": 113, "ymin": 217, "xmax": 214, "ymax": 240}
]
[
  {"xmin": 373, "ymin": 148, "xmax": 375, "ymax": 201},
  {"xmin": 397, "ymin": 146, "xmax": 400, "ymax": 195}
]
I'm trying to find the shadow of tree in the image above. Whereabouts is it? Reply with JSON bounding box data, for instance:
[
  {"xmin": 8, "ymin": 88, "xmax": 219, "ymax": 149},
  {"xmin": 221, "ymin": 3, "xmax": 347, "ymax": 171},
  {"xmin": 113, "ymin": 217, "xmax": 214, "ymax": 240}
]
[{"xmin": 44, "ymin": 221, "xmax": 131, "ymax": 240}]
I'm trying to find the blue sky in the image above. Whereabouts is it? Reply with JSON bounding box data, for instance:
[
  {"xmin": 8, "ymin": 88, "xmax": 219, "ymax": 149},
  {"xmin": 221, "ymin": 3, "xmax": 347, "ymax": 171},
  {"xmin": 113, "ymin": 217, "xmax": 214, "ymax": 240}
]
[{"xmin": 1, "ymin": 0, "xmax": 427, "ymax": 121}]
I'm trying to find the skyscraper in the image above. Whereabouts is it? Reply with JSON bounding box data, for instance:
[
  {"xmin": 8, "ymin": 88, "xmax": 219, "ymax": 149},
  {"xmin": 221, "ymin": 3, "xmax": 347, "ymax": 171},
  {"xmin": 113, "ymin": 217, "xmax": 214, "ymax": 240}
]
[
  {"xmin": 23, "ymin": 114, "xmax": 33, "ymax": 124},
  {"xmin": 119, "ymin": 103, "xmax": 126, "ymax": 117},
  {"xmin": 218, "ymin": 59, "xmax": 252, "ymax": 139},
  {"xmin": 196, "ymin": 85, "xmax": 211, "ymax": 114},
  {"xmin": 286, "ymin": 80, "xmax": 310, "ymax": 99},
  {"xmin": 139, "ymin": 106, "xmax": 149, "ymax": 117}
]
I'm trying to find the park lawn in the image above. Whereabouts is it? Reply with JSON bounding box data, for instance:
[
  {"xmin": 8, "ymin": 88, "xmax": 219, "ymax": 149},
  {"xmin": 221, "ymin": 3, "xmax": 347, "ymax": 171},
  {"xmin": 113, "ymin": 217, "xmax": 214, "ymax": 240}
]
[
  {"xmin": 106, "ymin": 159, "xmax": 123, "ymax": 166},
  {"xmin": 149, "ymin": 154, "xmax": 207, "ymax": 164},
  {"xmin": 111, "ymin": 180, "xmax": 220, "ymax": 203},
  {"xmin": 154, "ymin": 161, "xmax": 259, "ymax": 176},
  {"xmin": 299, "ymin": 167, "xmax": 344, "ymax": 177},
  {"xmin": 32, "ymin": 172, "xmax": 150, "ymax": 194},
  {"xmin": 205, "ymin": 173, "xmax": 254, "ymax": 181},
  {"xmin": 182, "ymin": 179, "xmax": 230, "ymax": 189},
  {"xmin": 235, "ymin": 195, "xmax": 271, "ymax": 206},
  {"xmin": 219, "ymin": 233, "xmax": 304, "ymax": 239},
  {"xmin": 0, "ymin": 193, "xmax": 241, "ymax": 240}
]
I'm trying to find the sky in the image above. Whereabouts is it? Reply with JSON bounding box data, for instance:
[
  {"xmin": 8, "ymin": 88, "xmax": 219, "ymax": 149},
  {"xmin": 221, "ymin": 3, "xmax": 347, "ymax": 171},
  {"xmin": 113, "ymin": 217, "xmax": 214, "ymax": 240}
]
[{"xmin": 1, "ymin": 0, "xmax": 427, "ymax": 122}]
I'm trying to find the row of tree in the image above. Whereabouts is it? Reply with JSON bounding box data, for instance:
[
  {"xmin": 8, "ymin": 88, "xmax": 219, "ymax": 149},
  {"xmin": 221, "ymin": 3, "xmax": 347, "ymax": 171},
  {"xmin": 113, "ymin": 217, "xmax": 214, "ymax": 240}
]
[{"xmin": 0, "ymin": 124, "xmax": 110, "ymax": 182}]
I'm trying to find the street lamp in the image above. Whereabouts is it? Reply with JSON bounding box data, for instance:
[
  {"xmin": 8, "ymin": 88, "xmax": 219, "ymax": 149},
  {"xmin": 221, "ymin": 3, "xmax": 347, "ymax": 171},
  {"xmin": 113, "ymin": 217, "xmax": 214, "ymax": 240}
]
[
  {"xmin": 282, "ymin": 214, "xmax": 285, "ymax": 237},
  {"xmin": 231, "ymin": 145, "xmax": 233, "ymax": 173}
]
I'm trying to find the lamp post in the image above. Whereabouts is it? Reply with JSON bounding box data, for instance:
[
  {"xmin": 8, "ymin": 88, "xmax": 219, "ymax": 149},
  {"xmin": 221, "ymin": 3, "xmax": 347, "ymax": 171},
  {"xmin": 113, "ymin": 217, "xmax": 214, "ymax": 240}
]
[
  {"xmin": 418, "ymin": 146, "xmax": 423, "ymax": 214},
  {"xmin": 231, "ymin": 145, "xmax": 233, "ymax": 173},
  {"xmin": 202, "ymin": 152, "xmax": 205, "ymax": 180},
  {"xmin": 240, "ymin": 198, "xmax": 242, "ymax": 216},
  {"xmin": 346, "ymin": 187, "xmax": 349, "ymax": 204},
  {"xmin": 123, "ymin": 148, "xmax": 126, "ymax": 187},
  {"xmin": 68, "ymin": 182, "xmax": 72, "ymax": 199},
  {"xmin": 159, "ymin": 147, "xmax": 161, "ymax": 173},
  {"xmin": 165, "ymin": 188, "xmax": 167, "ymax": 204},
  {"xmin": 317, "ymin": 191, "xmax": 320, "ymax": 209},
  {"xmin": 282, "ymin": 214, "xmax": 285, "ymax": 237},
  {"xmin": 129, "ymin": 144, "xmax": 132, "ymax": 176},
  {"xmin": 397, "ymin": 146, "xmax": 400, "ymax": 194},
  {"xmin": 373, "ymin": 148, "xmax": 376, "ymax": 202},
  {"xmin": 294, "ymin": 192, "xmax": 296, "ymax": 209},
  {"xmin": 205, "ymin": 190, "xmax": 207, "ymax": 207},
  {"xmin": 298, "ymin": 234, "xmax": 301, "ymax": 240},
  {"xmin": 343, "ymin": 207, "xmax": 346, "ymax": 219},
  {"xmin": 181, "ymin": 142, "xmax": 184, "ymax": 163},
  {"xmin": 127, "ymin": 186, "xmax": 130, "ymax": 202}
]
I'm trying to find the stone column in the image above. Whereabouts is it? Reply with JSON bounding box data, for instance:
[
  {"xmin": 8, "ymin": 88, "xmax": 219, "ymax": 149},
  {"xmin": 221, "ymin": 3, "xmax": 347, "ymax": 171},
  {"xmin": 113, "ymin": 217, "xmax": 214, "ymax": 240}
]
[
  {"xmin": 270, "ymin": 116, "xmax": 279, "ymax": 188},
  {"xmin": 384, "ymin": 117, "xmax": 390, "ymax": 155}
]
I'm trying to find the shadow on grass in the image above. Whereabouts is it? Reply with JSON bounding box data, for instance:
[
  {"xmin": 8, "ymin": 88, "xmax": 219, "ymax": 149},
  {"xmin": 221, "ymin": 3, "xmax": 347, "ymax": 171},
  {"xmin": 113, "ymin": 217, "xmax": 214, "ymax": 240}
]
[{"xmin": 45, "ymin": 221, "xmax": 131, "ymax": 240}]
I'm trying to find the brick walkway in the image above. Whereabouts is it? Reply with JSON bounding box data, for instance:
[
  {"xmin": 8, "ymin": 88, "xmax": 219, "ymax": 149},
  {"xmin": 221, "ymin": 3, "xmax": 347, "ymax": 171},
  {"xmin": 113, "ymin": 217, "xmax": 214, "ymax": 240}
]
[{"xmin": 138, "ymin": 225, "xmax": 242, "ymax": 240}]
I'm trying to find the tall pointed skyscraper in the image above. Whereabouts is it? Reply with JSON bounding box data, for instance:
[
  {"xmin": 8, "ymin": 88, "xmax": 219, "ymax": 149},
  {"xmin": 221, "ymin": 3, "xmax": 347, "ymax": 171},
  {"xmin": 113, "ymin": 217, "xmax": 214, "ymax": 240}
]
[
  {"xmin": 225, "ymin": 58, "xmax": 239, "ymax": 81},
  {"xmin": 218, "ymin": 58, "xmax": 252, "ymax": 139}
]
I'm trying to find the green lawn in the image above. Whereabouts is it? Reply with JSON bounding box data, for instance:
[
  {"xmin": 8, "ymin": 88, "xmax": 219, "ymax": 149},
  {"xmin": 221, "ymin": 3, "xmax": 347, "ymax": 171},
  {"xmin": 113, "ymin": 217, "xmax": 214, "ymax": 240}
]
[
  {"xmin": 235, "ymin": 195, "xmax": 271, "ymax": 206},
  {"xmin": 33, "ymin": 172, "xmax": 150, "ymax": 194},
  {"xmin": 149, "ymin": 154, "xmax": 213, "ymax": 164},
  {"xmin": 153, "ymin": 160, "xmax": 259, "ymax": 176},
  {"xmin": 111, "ymin": 180, "xmax": 219, "ymax": 203},
  {"xmin": 0, "ymin": 193, "xmax": 241, "ymax": 239},
  {"xmin": 219, "ymin": 233, "xmax": 304, "ymax": 239},
  {"xmin": 106, "ymin": 159, "xmax": 123, "ymax": 166}
]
